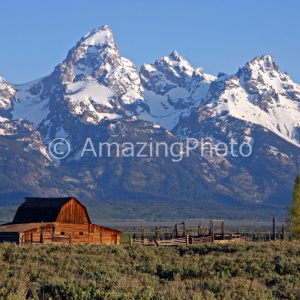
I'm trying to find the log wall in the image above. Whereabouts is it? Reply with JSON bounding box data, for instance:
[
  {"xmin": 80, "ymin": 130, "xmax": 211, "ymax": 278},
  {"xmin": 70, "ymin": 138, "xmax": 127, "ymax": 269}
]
[{"xmin": 19, "ymin": 223, "xmax": 120, "ymax": 245}]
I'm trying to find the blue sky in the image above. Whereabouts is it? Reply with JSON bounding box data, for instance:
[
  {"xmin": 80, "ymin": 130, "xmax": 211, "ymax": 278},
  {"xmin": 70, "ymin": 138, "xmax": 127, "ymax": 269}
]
[{"xmin": 1, "ymin": 0, "xmax": 299, "ymax": 84}]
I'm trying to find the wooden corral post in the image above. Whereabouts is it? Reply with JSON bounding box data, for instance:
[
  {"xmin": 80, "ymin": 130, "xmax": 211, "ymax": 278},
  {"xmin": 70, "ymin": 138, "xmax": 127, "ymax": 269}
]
[
  {"xmin": 141, "ymin": 226, "xmax": 145, "ymax": 240},
  {"xmin": 273, "ymin": 217, "xmax": 276, "ymax": 241},
  {"xmin": 211, "ymin": 221, "xmax": 214, "ymax": 243},
  {"xmin": 155, "ymin": 226, "xmax": 158, "ymax": 239},
  {"xmin": 100, "ymin": 232, "xmax": 103, "ymax": 244},
  {"xmin": 159, "ymin": 226, "xmax": 163, "ymax": 240},
  {"xmin": 129, "ymin": 234, "xmax": 133, "ymax": 247},
  {"xmin": 69, "ymin": 235, "xmax": 73, "ymax": 245},
  {"xmin": 183, "ymin": 222, "xmax": 187, "ymax": 236},
  {"xmin": 198, "ymin": 221, "xmax": 202, "ymax": 236},
  {"xmin": 222, "ymin": 220, "xmax": 225, "ymax": 240},
  {"xmin": 31, "ymin": 232, "xmax": 33, "ymax": 244},
  {"xmin": 40, "ymin": 223, "xmax": 44, "ymax": 244},
  {"xmin": 186, "ymin": 234, "xmax": 189, "ymax": 245},
  {"xmin": 282, "ymin": 223, "xmax": 285, "ymax": 240},
  {"xmin": 175, "ymin": 223, "xmax": 179, "ymax": 238},
  {"xmin": 52, "ymin": 224, "xmax": 56, "ymax": 242}
]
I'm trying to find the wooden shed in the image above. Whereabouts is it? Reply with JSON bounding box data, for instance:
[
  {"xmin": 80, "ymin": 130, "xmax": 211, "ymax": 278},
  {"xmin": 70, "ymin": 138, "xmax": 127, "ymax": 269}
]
[{"xmin": 0, "ymin": 197, "xmax": 121, "ymax": 245}]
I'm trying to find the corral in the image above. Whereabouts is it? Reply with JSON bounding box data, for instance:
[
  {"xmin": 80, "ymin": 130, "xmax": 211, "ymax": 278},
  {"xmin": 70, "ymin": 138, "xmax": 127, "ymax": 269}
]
[{"xmin": 129, "ymin": 219, "xmax": 285, "ymax": 246}]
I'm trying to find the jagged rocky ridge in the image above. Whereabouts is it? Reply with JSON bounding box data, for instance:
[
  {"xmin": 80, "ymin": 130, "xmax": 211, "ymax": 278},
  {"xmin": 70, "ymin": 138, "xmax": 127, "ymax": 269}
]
[{"xmin": 0, "ymin": 25, "xmax": 300, "ymax": 219}]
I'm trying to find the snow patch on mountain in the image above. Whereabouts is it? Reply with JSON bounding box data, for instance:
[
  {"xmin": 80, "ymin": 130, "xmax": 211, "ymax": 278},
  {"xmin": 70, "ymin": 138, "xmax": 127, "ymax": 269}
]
[
  {"xmin": 139, "ymin": 51, "xmax": 216, "ymax": 130},
  {"xmin": 0, "ymin": 76, "xmax": 18, "ymax": 111},
  {"xmin": 81, "ymin": 26, "xmax": 114, "ymax": 46},
  {"xmin": 61, "ymin": 25, "xmax": 145, "ymax": 111},
  {"xmin": 12, "ymin": 79, "xmax": 50, "ymax": 128}
]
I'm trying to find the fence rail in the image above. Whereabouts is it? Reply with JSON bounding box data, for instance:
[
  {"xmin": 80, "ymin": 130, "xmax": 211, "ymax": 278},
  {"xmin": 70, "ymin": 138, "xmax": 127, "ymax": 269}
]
[{"xmin": 128, "ymin": 218, "xmax": 285, "ymax": 247}]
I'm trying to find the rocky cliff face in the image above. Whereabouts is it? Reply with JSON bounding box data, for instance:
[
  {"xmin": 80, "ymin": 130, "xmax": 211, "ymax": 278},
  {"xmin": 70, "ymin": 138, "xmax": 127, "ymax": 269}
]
[
  {"xmin": 172, "ymin": 54, "xmax": 300, "ymax": 206},
  {"xmin": 139, "ymin": 50, "xmax": 216, "ymax": 130},
  {"xmin": 174, "ymin": 55, "xmax": 300, "ymax": 144},
  {"xmin": 12, "ymin": 26, "xmax": 147, "ymax": 147},
  {"xmin": 0, "ymin": 76, "xmax": 17, "ymax": 113}
]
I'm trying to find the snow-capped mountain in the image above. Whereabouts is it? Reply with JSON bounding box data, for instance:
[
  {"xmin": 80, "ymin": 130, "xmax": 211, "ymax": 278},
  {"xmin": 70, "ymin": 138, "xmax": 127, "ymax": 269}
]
[
  {"xmin": 172, "ymin": 55, "xmax": 300, "ymax": 205},
  {"xmin": 174, "ymin": 55, "xmax": 300, "ymax": 146},
  {"xmin": 0, "ymin": 25, "xmax": 300, "ymax": 219},
  {"xmin": 12, "ymin": 25, "xmax": 147, "ymax": 145},
  {"xmin": 139, "ymin": 51, "xmax": 216, "ymax": 130},
  {"xmin": 0, "ymin": 76, "xmax": 50, "ymax": 159}
]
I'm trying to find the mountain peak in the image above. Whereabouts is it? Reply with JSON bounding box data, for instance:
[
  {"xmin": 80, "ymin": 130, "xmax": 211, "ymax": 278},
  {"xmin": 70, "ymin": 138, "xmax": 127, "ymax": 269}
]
[
  {"xmin": 260, "ymin": 54, "xmax": 274, "ymax": 62},
  {"xmin": 246, "ymin": 54, "xmax": 280, "ymax": 73},
  {"xmin": 80, "ymin": 25, "xmax": 114, "ymax": 47},
  {"xmin": 170, "ymin": 50, "xmax": 181, "ymax": 60}
]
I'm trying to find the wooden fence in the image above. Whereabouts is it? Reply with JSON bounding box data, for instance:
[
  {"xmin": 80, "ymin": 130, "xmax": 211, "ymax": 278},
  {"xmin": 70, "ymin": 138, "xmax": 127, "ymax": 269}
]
[{"xmin": 129, "ymin": 218, "xmax": 285, "ymax": 247}]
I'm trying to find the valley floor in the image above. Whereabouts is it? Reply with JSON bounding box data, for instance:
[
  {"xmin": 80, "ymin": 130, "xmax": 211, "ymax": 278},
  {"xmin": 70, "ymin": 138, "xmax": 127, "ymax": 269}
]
[{"xmin": 0, "ymin": 242, "xmax": 299, "ymax": 299}]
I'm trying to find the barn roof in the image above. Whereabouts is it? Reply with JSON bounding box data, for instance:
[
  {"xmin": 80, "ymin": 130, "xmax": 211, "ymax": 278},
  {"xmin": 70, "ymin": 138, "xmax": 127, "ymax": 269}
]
[
  {"xmin": 0, "ymin": 222, "xmax": 52, "ymax": 233},
  {"xmin": 11, "ymin": 197, "xmax": 89, "ymax": 224}
]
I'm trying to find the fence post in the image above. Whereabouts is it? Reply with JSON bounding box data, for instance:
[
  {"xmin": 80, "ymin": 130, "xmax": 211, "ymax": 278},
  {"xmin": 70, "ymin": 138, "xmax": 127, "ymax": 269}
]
[
  {"xmin": 175, "ymin": 223, "xmax": 179, "ymax": 238},
  {"xmin": 198, "ymin": 221, "xmax": 202, "ymax": 236},
  {"xmin": 211, "ymin": 221, "xmax": 214, "ymax": 243},
  {"xmin": 282, "ymin": 223, "xmax": 285, "ymax": 240},
  {"xmin": 31, "ymin": 232, "xmax": 33, "ymax": 244},
  {"xmin": 222, "ymin": 220, "xmax": 225, "ymax": 240},
  {"xmin": 159, "ymin": 226, "xmax": 163, "ymax": 240},
  {"xmin": 141, "ymin": 226, "xmax": 145, "ymax": 240},
  {"xmin": 52, "ymin": 224, "xmax": 56, "ymax": 242},
  {"xmin": 273, "ymin": 217, "xmax": 277, "ymax": 241},
  {"xmin": 273, "ymin": 217, "xmax": 276, "ymax": 241},
  {"xmin": 100, "ymin": 232, "xmax": 103, "ymax": 244},
  {"xmin": 69, "ymin": 235, "xmax": 73, "ymax": 245},
  {"xmin": 129, "ymin": 234, "xmax": 133, "ymax": 247},
  {"xmin": 40, "ymin": 224, "xmax": 44, "ymax": 244},
  {"xmin": 186, "ymin": 234, "xmax": 189, "ymax": 245}
]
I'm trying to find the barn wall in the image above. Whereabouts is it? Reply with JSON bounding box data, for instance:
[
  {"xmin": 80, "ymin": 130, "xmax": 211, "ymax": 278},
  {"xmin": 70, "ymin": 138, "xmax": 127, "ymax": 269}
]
[
  {"xmin": 22, "ymin": 223, "xmax": 120, "ymax": 245},
  {"xmin": 56, "ymin": 199, "xmax": 90, "ymax": 224},
  {"xmin": 90, "ymin": 224, "xmax": 121, "ymax": 245}
]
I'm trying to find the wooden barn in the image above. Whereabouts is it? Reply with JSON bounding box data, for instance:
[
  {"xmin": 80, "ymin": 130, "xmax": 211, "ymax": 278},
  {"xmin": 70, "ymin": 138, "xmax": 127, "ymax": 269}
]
[{"xmin": 0, "ymin": 197, "xmax": 121, "ymax": 245}]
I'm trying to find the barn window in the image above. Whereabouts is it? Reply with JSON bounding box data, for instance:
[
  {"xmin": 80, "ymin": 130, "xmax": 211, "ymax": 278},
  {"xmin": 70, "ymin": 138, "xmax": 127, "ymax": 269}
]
[
  {"xmin": 61, "ymin": 232, "xmax": 65, "ymax": 235},
  {"xmin": 79, "ymin": 232, "xmax": 83, "ymax": 236}
]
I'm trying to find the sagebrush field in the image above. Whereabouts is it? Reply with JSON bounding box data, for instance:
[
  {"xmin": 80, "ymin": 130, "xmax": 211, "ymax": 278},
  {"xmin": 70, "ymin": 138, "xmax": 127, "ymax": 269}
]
[{"xmin": 0, "ymin": 242, "xmax": 299, "ymax": 299}]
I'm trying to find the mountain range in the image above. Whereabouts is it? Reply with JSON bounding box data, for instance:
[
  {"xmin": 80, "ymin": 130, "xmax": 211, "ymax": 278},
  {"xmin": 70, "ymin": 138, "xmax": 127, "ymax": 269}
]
[{"xmin": 1, "ymin": 25, "xmax": 299, "ymax": 222}]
